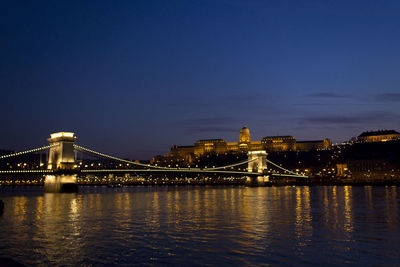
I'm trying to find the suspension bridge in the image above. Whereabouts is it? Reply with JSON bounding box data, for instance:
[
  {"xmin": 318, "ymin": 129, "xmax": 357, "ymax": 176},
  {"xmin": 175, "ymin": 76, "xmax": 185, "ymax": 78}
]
[{"xmin": 0, "ymin": 132, "xmax": 307, "ymax": 192}]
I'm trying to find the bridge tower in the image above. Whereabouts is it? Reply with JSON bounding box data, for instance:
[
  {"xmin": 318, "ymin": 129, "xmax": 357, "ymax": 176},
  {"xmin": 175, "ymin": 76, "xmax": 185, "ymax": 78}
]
[
  {"xmin": 247, "ymin": 150, "xmax": 267, "ymax": 173},
  {"xmin": 45, "ymin": 132, "xmax": 78, "ymax": 193},
  {"xmin": 47, "ymin": 132, "xmax": 77, "ymax": 170},
  {"xmin": 246, "ymin": 150, "xmax": 269, "ymax": 186}
]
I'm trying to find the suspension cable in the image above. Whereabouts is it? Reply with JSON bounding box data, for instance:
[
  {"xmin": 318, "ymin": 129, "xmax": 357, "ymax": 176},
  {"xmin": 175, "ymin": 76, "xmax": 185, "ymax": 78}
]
[
  {"xmin": 265, "ymin": 158, "xmax": 300, "ymax": 175},
  {"xmin": 0, "ymin": 144, "xmax": 58, "ymax": 160},
  {"xmin": 74, "ymin": 144, "xmax": 303, "ymax": 175},
  {"xmin": 74, "ymin": 145, "xmax": 193, "ymax": 170},
  {"xmin": 205, "ymin": 157, "xmax": 257, "ymax": 170},
  {"xmin": 74, "ymin": 145, "xmax": 259, "ymax": 171}
]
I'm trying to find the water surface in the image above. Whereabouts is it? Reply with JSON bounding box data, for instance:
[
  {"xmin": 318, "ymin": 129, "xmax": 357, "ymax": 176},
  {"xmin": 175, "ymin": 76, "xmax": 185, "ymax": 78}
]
[{"xmin": 0, "ymin": 186, "xmax": 399, "ymax": 266}]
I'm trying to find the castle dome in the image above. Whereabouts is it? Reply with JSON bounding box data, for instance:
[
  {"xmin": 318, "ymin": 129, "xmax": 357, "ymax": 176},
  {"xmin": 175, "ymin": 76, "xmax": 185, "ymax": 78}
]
[{"xmin": 239, "ymin": 126, "xmax": 251, "ymax": 143}]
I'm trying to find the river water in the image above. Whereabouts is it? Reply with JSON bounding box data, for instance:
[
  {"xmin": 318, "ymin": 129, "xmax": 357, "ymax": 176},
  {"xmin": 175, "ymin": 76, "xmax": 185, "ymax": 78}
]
[{"xmin": 0, "ymin": 185, "xmax": 399, "ymax": 266}]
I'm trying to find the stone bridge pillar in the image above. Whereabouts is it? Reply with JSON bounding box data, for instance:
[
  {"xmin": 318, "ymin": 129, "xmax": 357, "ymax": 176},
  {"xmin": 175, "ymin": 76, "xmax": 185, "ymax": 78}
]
[
  {"xmin": 45, "ymin": 132, "xmax": 78, "ymax": 193},
  {"xmin": 246, "ymin": 150, "xmax": 269, "ymax": 186},
  {"xmin": 47, "ymin": 132, "xmax": 77, "ymax": 170},
  {"xmin": 247, "ymin": 150, "xmax": 267, "ymax": 173}
]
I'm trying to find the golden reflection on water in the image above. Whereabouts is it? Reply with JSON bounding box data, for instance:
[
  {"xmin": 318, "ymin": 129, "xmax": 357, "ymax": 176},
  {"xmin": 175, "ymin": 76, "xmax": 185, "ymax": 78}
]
[
  {"xmin": 35, "ymin": 193, "xmax": 84, "ymax": 264},
  {"xmin": 3, "ymin": 186, "xmax": 400, "ymax": 266},
  {"xmin": 295, "ymin": 187, "xmax": 312, "ymax": 250},
  {"xmin": 36, "ymin": 196, "xmax": 43, "ymax": 220},
  {"xmin": 343, "ymin": 186, "xmax": 354, "ymax": 233},
  {"xmin": 321, "ymin": 186, "xmax": 354, "ymax": 235},
  {"xmin": 68, "ymin": 196, "xmax": 81, "ymax": 242},
  {"xmin": 322, "ymin": 186, "xmax": 329, "ymax": 228},
  {"xmin": 148, "ymin": 190, "xmax": 161, "ymax": 229},
  {"xmin": 13, "ymin": 196, "xmax": 27, "ymax": 221},
  {"xmin": 332, "ymin": 186, "xmax": 339, "ymax": 228},
  {"xmin": 295, "ymin": 187, "xmax": 302, "ymax": 242}
]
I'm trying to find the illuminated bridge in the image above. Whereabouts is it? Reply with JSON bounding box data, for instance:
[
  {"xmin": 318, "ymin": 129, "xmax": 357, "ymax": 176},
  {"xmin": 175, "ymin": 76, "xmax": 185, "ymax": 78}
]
[{"xmin": 0, "ymin": 132, "xmax": 307, "ymax": 192}]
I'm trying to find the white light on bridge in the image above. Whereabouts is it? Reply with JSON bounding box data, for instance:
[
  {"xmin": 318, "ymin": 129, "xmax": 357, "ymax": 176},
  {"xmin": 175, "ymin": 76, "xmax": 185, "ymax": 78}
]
[{"xmin": 50, "ymin": 132, "xmax": 75, "ymax": 139}]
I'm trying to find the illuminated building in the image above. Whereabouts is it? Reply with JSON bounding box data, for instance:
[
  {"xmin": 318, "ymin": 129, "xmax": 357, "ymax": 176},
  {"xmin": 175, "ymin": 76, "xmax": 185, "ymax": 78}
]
[
  {"xmin": 262, "ymin": 136, "xmax": 296, "ymax": 151},
  {"xmin": 195, "ymin": 139, "xmax": 228, "ymax": 155},
  {"xmin": 166, "ymin": 127, "xmax": 331, "ymax": 159},
  {"xmin": 357, "ymin": 130, "xmax": 400, "ymax": 143},
  {"xmin": 239, "ymin": 126, "xmax": 250, "ymax": 143},
  {"xmin": 262, "ymin": 136, "xmax": 331, "ymax": 152},
  {"xmin": 226, "ymin": 126, "xmax": 263, "ymax": 153},
  {"xmin": 168, "ymin": 127, "xmax": 263, "ymax": 158},
  {"xmin": 336, "ymin": 163, "xmax": 348, "ymax": 176},
  {"xmin": 295, "ymin": 139, "xmax": 332, "ymax": 151}
]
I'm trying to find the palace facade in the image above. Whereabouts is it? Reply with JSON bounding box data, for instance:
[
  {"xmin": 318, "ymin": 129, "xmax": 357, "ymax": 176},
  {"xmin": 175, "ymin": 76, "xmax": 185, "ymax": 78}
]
[
  {"xmin": 167, "ymin": 127, "xmax": 332, "ymax": 159},
  {"xmin": 357, "ymin": 130, "xmax": 400, "ymax": 143}
]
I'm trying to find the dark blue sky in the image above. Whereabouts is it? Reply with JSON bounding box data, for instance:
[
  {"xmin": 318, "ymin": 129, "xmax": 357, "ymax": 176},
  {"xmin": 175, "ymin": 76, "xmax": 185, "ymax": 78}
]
[{"xmin": 1, "ymin": 0, "xmax": 400, "ymax": 159}]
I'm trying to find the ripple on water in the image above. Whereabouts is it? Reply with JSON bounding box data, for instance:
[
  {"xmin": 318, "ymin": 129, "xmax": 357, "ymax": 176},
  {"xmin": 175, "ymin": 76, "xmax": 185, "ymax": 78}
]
[{"xmin": 0, "ymin": 186, "xmax": 400, "ymax": 265}]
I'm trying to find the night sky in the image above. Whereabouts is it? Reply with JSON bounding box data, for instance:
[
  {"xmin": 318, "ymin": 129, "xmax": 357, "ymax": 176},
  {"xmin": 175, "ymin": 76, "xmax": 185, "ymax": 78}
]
[{"xmin": 1, "ymin": 0, "xmax": 400, "ymax": 159}]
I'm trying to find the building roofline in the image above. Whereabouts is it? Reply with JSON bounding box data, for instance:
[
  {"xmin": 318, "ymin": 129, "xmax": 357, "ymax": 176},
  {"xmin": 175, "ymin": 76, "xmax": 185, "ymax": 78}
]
[{"xmin": 358, "ymin": 130, "xmax": 399, "ymax": 137}]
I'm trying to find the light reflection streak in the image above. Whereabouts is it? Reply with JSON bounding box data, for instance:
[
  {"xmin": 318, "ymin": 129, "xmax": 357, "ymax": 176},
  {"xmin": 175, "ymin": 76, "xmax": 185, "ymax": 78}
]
[
  {"xmin": 322, "ymin": 186, "xmax": 329, "ymax": 227},
  {"xmin": 332, "ymin": 186, "xmax": 339, "ymax": 228},
  {"xmin": 13, "ymin": 196, "xmax": 27, "ymax": 223},
  {"xmin": 36, "ymin": 196, "xmax": 43, "ymax": 220},
  {"xmin": 238, "ymin": 187, "xmax": 271, "ymax": 249},
  {"xmin": 343, "ymin": 186, "xmax": 354, "ymax": 234},
  {"xmin": 294, "ymin": 187, "xmax": 312, "ymax": 251},
  {"xmin": 151, "ymin": 190, "xmax": 161, "ymax": 229}
]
